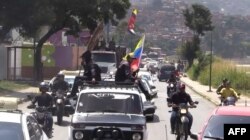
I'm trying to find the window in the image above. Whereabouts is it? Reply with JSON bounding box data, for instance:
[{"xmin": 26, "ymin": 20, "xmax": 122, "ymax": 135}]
[
  {"xmin": 203, "ymin": 115, "xmax": 250, "ymax": 139},
  {"xmin": 77, "ymin": 93, "xmax": 142, "ymax": 114},
  {"xmin": 0, "ymin": 122, "xmax": 24, "ymax": 140},
  {"xmin": 92, "ymin": 53, "xmax": 116, "ymax": 63}
]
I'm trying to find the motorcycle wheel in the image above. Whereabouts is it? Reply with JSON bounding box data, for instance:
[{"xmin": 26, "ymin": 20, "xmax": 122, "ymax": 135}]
[
  {"xmin": 57, "ymin": 104, "xmax": 64, "ymax": 125},
  {"xmin": 176, "ymin": 123, "xmax": 188, "ymax": 140}
]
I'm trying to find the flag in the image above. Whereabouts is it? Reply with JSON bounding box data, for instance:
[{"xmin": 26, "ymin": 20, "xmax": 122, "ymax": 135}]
[
  {"xmin": 128, "ymin": 9, "xmax": 138, "ymax": 35},
  {"xmin": 130, "ymin": 34, "xmax": 145, "ymax": 71}
]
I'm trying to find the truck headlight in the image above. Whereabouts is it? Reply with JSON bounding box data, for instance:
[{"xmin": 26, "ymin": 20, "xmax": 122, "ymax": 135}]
[
  {"xmin": 74, "ymin": 131, "xmax": 84, "ymax": 140},
  {"xmin": 132, "ymin": 133, "xmax": 142, "ymax": 140}
]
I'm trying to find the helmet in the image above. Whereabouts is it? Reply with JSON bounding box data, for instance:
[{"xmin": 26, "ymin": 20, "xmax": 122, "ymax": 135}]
[
  {"xmin": 39, "ymin": 82, "xmax": 49, "ymax": 92},
  {"xmin": 223, "ymin": 78, "xmax": 228, "ymax": 83},
  {"xmin": 179, "ymin": 83, "xmax": 185, "ymax": 90},
  {"xmin": 225, "ymin": 80, "xmax": 231, "ymax": 86}
]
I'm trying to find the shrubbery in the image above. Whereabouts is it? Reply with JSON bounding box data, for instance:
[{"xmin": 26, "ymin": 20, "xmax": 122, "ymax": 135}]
[{"xmin": 187, "ymin": 56, "xmax": 250, "ymax": 94}]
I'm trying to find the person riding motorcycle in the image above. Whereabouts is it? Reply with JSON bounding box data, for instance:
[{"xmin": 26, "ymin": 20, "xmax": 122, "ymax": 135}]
[
  {"xmin": 52, "ymin": 74, "xmax": 69, "ymax": 93},
  {"xmin": 115, "ymin": 54, "xmax": 135, "ymax": 82},
  {"xmin": 219, "ymin": 81, "xmax": 240, "ymax": 104},
  {"xmin": 166, "ymin": 73, "xmax": 178, "ymax": 96},
  {"xmin": 169, "ymin": 83, "xmax": 196, "ymax": 135},
  {"xmin": 216, "ymin": 78, "xmax": 228, "ymax": 95},
  {"xmin": 28, "ymin": 82, "xmax": 53, "ymax": 132}
]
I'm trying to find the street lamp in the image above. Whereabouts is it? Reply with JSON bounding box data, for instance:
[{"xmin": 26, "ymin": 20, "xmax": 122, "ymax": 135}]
[{"xmin": 208, "ymin": 31, "xmax": 213, "ymax": 92}]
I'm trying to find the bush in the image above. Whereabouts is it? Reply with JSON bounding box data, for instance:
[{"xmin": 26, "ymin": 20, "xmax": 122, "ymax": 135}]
[{"xmin": 187, "ymin": 56, "xmax": 250, "ymax": 95}]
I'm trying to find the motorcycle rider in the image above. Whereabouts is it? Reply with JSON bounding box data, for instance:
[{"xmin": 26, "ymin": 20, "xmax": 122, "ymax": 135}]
[
  {"xmin": 166, "ymin": 73, "xmax": 178, "ymax": 96},
  {"xmin": 216, "ymin": 78, "xmax": 228, "ymax": 95},
  {"xmin": 169, "ymin": 83, "xmax": 196, "ymax": 135},
  {"xmin": 115, "ymin": 53, "xmax": 135, "ymax": 82},
  {"xmin": 219, "ymin": 81, "xmax": 240, "ymax": 104},
  {"xmin": 52, "ymin": 74, "xmax": 69, "ymax": 93},
  {"xmin": 28, "ymin": 82, "xmax": 53, "ymax": 133}
]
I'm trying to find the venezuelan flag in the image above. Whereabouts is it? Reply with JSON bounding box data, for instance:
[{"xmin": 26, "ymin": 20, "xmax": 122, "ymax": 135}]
[
  {"xmin": 128, "ymin": 8, "xmax": 138, "ymax": 35},
  {"xmin": 130, "ymin": 34, "xmax": 145, "ymax": 71}
]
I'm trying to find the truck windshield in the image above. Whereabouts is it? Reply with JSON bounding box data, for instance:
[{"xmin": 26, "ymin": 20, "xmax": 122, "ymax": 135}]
[
  {"xmin": 0, "ymin": 122, "xmax": 24, "ymax": 140},
  {"xmin": 77, "ymin": 93, "xmax": 142, "ymax": 114},
  {"xmin": 92, "ymin": 53, "xmax": 116, "ymax": 63}
]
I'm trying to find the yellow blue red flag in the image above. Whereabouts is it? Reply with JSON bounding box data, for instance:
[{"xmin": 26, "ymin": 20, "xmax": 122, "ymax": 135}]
[{"xmin": 130, "ymin": 34, "xmax": 145, "ymax": 71}]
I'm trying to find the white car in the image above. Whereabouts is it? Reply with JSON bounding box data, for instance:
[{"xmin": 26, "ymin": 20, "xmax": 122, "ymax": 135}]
[
  {"xmin": 0, "ymin": 98, "xmax": 48, "ymax": 140},
  {"xmin": 138, "ymin": 71, "xmax": 156, "ymax": 88},
  {"xmin": 68, "ymin": 82, "xmax": 148, "ymax": 140}
]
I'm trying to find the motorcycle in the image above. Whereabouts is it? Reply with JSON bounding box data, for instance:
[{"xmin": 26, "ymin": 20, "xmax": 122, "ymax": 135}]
[
  {"xmin": 219, "ymin": 93, "xmax": 240, "ymax": 106},
  {"xmin": 27, "ymin": 104, "xmax": 52, "ymax": 138},
  {"xmin": 167, "ymin": 98, "xmax": 198, "ymax": 140},
  {"xmin": 52, "ymin": 89, "xmax": 75, "ymax": 125}
]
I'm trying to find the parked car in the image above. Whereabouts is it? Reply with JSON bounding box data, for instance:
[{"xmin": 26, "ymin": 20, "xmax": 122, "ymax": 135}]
[
  {"xmin": 138, "ymin": 71, "xmax": 156, "ymax": 88},
  {"xmin": 0, "ymin": 98, "xmax": 49, "ymax": 140},
  {"xmin": 191, "ymin": 106, "xmax": 250, "ymax": 140},
  {"xmin": 158, "ymin": 65, "xmax": 176, "ymax": 81}
]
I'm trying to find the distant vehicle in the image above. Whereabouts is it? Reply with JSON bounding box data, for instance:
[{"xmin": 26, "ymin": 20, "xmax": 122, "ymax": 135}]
[
  {"xmin": 158, "ymin": 65, "xmax": 176, "ymax": 81},
  {"xmin": 146, "ymin": 61, "xmax": 158, "ymax": 74},
  {"xmin": 147, "ymin": 52, "xmax": 158, "ymax": 61},
  {"xmin": 138, "ymin": 71, "xmax": 156, "ymax": 88},
  {"xmin": 92, "ymin": 51, "xmax": 117, "ymax": 79},
  {"xmin": 191, "ymin": 106, "xmax": 250, "ymax": 140},
  {"xmin": 69, "ymin": 82, "xmax": 148, "ymax": 140},
  {"xmin": 0, "ymin": 98, "xmax": 49, "ymax": 140}
]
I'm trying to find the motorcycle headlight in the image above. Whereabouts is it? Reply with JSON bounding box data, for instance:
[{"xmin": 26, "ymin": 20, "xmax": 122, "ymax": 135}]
[
  {"xmin": 109, "ymin": 71, "xmax": 114, "ymax": 75},
  {"xmin": 56, "ymin": 99, "xmax": 63, "ymax": 104},
  {"xmin": 180, "ymin": 108, "xmax": 187, "ymax": 114},
  {"xmin": 74, "ymin": 131, "xmax": 84, "ymax": 140},
  {"xmin": 132, "ymin": 133, "xmax": 142, "ymax": 140}
]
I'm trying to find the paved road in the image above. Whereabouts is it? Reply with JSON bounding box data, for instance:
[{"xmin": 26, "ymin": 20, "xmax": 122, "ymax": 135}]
[{"xmin": 18, "ymin": 80, "xmax": 216, "ymax": 140}]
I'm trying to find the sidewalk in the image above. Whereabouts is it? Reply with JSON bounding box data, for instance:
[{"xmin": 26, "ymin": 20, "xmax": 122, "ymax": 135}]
[
  {"xmin": 181, "ymin": 76, "xmax": 250, "ymax": 106},
  {"xmin": 0, "ymin": 87, "xmax": 39, "ymax": 104}
]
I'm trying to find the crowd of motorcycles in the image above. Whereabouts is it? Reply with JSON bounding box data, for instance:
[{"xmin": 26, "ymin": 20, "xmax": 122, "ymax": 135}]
[{"xmin": 26, "ymin": 87, "xmax": 75, "ymax": 138}]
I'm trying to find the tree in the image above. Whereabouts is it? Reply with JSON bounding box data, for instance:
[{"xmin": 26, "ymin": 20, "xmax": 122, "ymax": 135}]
[
  {"xmin": 181, "ymin": 4, "xmax": 213, "ymax": 66},
  {"xmin": 0, "ymin": 0, "xmax": 131, "ymax": 81},
  {"xmin": 183, "ymin": 4, "xmax": 214, "ymax": 36}
]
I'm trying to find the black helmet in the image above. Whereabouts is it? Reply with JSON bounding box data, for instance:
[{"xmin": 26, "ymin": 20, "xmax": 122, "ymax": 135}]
[
  {"xmin": 39, "ymin": 82, "xmax": 49, "ymax": 92},
  {"xmin": 223, "ymin": 78, "xmax": 228, "ymax": 83}
]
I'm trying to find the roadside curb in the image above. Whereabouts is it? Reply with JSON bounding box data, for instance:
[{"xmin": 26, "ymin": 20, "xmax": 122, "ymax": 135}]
[{"xmin": 181, "ymin": 79, "xmax": 219, "ymax": 106}]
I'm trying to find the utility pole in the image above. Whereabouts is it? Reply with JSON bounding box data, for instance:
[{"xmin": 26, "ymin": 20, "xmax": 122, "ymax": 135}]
[{"xmin": 208, "ymin": 31, "xmax": 213, "ymax": 92}]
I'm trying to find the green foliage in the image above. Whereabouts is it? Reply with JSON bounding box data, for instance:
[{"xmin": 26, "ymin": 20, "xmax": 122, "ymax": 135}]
[
  {"xmin": 0, "ymin": 80, "xmax": 30, "ymax": 92},
  {"xmin": 179, "ymin": 36, "xmax": 201, "ymax": 66},
  {"xmin": 188, "ymin": 57, "xmax": 250, "ymax": 94},
  {"xmin": 183, "ymin": 4, "xmax": 214, "ymax": 36}
]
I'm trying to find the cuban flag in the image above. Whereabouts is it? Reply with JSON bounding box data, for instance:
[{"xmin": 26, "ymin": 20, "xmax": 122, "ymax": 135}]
[
  {"xmin": 128, "ymin": 9, "xmax": 138, "ymax": 35},
  {"xmin": 130, "ymin": 34, "xmax": 145, "ymax": 71}
]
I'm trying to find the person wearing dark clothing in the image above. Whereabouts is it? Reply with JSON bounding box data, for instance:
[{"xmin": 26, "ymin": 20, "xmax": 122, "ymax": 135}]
[
  {"xmin": 115, "ymin": 54, "xmax": 134, "ymax": 82},
  {"xmin": 169, "ymin": 84, "xmax": 196, "ymax": 134},
  {"xmin": 29, "ymin": 82, "xmax": 53, "ymax": 131},
  {"xmin": 81, "ymin": 50, "xmax": 92, "ymax": 65},
  {"xmin": 52, "ymin": 74, "xmax": 69, "ymax": 92},
  {"xmin": 83, "ymin": 59, "xmax": 101, "ymax": 82},
  {"xmin": 216, "ymin": 78, "xmax": 228, "ymax": 95}
]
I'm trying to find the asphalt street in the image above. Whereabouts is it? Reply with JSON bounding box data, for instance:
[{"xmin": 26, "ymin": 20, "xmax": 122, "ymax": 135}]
[{"xmin": 18, "ymin": 80, "xmax": 216, "ymax": 140}]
